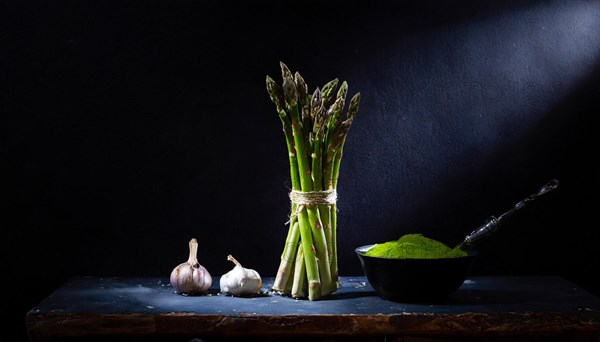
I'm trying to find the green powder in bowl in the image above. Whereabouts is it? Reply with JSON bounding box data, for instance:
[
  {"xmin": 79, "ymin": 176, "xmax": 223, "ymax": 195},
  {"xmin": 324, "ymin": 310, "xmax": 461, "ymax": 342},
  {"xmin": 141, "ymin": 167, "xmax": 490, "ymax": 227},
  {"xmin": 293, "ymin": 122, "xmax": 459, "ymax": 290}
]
[{"xmin": 364, "ymin": 233, "xmax": 468, "ymax": 259}]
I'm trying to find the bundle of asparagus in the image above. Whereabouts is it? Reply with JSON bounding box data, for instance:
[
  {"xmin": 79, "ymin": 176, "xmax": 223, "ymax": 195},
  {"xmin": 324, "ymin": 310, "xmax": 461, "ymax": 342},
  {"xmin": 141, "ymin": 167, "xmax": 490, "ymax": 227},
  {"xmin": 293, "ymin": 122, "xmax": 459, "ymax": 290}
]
[{"xmin": 266, "ymin": 62, "xmax": 360, "ymax": 300}]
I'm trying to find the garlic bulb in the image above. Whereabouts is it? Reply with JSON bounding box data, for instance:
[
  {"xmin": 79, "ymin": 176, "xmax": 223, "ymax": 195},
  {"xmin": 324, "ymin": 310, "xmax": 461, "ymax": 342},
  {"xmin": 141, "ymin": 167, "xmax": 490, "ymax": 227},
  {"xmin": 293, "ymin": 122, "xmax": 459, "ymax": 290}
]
[
  {"xmin": 170, "ymin": 238, "xmax": 212, "ymax": 295},
  {"xmin": 220, "ymin": 255, "xmax": 262, "ymax": 296}
]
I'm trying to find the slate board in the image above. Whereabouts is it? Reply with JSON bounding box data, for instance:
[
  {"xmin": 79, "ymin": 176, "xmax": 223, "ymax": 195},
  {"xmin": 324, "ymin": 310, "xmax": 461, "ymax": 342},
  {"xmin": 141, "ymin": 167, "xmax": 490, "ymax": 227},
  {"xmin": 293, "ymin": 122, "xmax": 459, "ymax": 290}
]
[{"xmin": 27, "ymin": 276, "xmax": 600, "ymax": 341}]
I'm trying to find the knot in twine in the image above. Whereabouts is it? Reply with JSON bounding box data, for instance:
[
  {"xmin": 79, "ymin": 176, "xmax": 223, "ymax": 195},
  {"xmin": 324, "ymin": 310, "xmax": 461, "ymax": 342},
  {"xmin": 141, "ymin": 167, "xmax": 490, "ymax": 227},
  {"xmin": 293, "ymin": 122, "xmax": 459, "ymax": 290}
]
[{"xmin": 286, "ymin": 189, "xmax": 337, "ymax": 224}]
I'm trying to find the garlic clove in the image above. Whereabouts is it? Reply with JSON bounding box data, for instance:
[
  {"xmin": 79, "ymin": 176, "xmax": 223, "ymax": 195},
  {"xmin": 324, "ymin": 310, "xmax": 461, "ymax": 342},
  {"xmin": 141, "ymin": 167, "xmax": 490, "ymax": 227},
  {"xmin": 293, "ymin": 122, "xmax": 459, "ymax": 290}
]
[
  {"xmin": 170, "ymin": 238, "xmax": 212, "ymax": 296},
  {"xmin": 220, "ymin": 255, "xmax": 262, "ymax": 296}
]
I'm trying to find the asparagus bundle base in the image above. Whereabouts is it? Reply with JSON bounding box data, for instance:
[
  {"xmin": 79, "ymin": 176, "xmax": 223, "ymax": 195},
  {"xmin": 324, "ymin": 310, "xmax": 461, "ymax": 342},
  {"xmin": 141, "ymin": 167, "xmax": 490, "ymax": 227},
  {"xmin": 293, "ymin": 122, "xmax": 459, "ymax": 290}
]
[{"xmin": 266, "ymin": 62, "xmax": 360, "ymax": 300}]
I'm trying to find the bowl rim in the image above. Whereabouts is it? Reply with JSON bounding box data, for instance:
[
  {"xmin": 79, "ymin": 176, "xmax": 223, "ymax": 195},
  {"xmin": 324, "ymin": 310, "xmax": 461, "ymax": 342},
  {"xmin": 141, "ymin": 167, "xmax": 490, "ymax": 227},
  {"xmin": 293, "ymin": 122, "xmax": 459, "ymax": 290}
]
[{"xmin": 354, "ymin": 243, "xmax": 478, "ymax": 260}]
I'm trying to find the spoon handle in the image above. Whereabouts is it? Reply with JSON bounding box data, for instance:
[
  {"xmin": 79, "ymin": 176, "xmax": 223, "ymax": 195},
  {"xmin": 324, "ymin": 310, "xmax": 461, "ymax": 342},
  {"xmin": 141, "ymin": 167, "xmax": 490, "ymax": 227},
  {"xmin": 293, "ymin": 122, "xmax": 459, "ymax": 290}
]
[{"xmin": 458, "ymin": 179, "xmax": 560, "ymax": 250}]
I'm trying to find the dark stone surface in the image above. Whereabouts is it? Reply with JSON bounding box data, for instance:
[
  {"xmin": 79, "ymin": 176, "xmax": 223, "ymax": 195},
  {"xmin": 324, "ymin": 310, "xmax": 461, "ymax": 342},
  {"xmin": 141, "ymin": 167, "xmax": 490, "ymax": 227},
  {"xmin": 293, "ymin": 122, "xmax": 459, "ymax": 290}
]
[{"xmin": 27, "ymin": 276, "xmax": 600, "ymax": 340}]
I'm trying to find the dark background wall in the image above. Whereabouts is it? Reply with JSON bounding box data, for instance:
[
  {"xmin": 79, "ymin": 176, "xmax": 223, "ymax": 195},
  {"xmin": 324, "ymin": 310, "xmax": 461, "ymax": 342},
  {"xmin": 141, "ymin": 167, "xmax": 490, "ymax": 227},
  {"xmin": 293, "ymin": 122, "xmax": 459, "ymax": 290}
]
[{"xmin": 3, "ymin": 0, "xmax": 600, "ymax": 340}]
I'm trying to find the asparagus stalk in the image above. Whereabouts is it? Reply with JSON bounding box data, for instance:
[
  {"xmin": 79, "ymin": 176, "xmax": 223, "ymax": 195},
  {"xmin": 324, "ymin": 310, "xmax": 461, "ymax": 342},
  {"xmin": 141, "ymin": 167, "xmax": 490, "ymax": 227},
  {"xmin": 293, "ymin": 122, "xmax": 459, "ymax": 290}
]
[
  {"xmin": 292, "ymin": 244, "xmax": 306, "ymax": 298},
  {"xmin": 274, "ymin": 218, "xmax": 299, "ymax": 293},
  {"xmin": 267, "ymin": 76, "xmax": 302, "ymax": 292},
  {"xmin": 326, "ymin": 93, "xmax": 360, "ymax": 284},
  {"xmin": 308, "ymin": 87, "xmax": 340, "ymax": 294},
  {"xmin": 281, "ymin": 62, "xmax": 326, "ymax": 300}
]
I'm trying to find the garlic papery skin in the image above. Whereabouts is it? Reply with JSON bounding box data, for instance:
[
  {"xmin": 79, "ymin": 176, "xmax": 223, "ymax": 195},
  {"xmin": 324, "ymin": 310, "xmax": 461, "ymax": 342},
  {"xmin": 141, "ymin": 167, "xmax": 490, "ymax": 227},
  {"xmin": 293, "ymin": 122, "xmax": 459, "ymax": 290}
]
[
  {"xmin": 170, "ymin": 238, "xmax": 212, "ymax": 296},
  {"xmin": 220, "ymin": 254, "xmax": 262, "ymax": 296}
]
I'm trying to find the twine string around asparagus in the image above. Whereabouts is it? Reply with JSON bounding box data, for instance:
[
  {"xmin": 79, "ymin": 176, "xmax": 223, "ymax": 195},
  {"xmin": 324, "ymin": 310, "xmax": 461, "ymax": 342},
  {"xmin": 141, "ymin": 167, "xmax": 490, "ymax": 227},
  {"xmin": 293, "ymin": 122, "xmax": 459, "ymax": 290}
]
[{"xmin": 286, "ymin": 189, "xmax": 337, "ymax": 223}]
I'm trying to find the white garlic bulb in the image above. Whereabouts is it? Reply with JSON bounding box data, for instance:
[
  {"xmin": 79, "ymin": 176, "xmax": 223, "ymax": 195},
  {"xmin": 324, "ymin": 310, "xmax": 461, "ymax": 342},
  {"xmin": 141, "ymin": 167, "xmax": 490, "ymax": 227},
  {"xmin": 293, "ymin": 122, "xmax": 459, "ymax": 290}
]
[
  {"xmin": 220, "ymin": 255, "xmax": 262, "ymax": 296},
  {"xmin": 170, "ymin": 238, "xmax": 212, "ymax": 295}
]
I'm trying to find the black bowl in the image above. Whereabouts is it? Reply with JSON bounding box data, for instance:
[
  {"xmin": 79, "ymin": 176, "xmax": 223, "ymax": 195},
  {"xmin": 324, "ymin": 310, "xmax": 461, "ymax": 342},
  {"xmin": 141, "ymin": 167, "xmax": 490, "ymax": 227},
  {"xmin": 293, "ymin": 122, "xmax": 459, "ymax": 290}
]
[{"xmin": 355, "ymin": 244, "xmax": 477, "ymax": 302}]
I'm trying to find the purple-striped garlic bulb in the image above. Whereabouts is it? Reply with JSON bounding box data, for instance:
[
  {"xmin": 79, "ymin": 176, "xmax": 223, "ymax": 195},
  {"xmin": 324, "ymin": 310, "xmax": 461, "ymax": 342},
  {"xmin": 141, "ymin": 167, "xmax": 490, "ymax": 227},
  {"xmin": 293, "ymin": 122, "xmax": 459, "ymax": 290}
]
[{"xmin": 170, "ymin": 238, "xmax": 212, "ymax": 295}]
